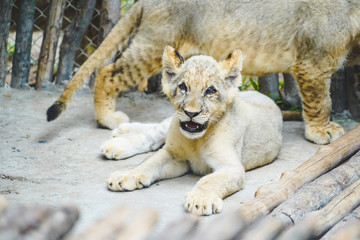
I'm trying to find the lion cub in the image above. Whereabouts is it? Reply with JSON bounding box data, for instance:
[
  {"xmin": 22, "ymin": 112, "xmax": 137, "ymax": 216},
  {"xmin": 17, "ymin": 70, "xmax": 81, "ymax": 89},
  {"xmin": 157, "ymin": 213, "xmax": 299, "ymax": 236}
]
[{"xmin": 105, "ymin": 46, "xmax": 283, "ymax": 215}]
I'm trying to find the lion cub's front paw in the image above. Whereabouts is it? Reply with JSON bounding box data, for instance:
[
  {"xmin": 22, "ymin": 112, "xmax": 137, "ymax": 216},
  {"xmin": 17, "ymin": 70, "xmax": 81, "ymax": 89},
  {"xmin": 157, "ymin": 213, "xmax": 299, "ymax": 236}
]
[
  {"xmin": 185, "ymin": 189, "xmax": 223, "ymax": 216},
  {"xmin": 107, "ymin": 171, "xmax": 151, "ymax": 191},
  {"xmin": 101, "ymin": 137, "xmax": 140, "ymax": 160},
  {"xmin": 305, "ymin": 122, "xmax": 344, "ymax": 144}
]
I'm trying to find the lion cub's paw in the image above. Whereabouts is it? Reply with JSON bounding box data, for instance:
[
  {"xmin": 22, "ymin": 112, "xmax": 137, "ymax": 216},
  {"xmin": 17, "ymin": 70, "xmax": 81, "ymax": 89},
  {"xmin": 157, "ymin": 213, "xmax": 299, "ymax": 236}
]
[
  {"xmin": 101, "ymin": 137, "xmax": 140, "ymax": 160},
  {"xmin": 185, "ymin": 190, "xmax": 223, "ymax": 216},
  {"xmin": 112, "ymin": 123, "xmax": 133, "ymax": 137},
  {"xmin": 112, "ymin": 122, "xmax": 157, "ymax": 137},
  {"xmin": 107, "ymin": 171, "xmax": 151, "ymax": 191},
  {"xmin": 305, "ymin": 122, "xmax": 344, "ymax": 144}
]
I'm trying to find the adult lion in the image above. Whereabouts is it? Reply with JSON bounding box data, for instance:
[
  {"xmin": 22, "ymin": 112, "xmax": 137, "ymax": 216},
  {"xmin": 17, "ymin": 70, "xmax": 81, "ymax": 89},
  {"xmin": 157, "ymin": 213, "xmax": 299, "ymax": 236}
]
[{"xmin": 47, "ymin": 0, "xmax": 360, "ymax": 144}]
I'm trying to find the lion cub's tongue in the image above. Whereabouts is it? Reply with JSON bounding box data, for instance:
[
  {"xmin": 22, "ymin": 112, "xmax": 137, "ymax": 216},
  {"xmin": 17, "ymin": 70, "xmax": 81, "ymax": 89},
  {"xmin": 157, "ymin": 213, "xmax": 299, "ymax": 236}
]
[{"xmin": 185, "ymin": 121, "xmax": 200, "ymax": 132}]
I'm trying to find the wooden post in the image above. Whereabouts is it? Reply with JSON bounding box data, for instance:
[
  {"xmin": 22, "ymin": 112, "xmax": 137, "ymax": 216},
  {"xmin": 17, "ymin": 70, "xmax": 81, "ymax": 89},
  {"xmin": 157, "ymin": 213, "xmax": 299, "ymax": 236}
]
[
  {"xmin": 0, "ymin": 0, "xmax": 13, "ymax": 87},
  {"xmin": 55, "ymin": 0, "xmax": 97, "ymax": 85},
  {"xmin": 35, "ymin": 0, "xmax": 66, "ymax": 90},
  {"xmin": 10, "ymin": 0, "xmax": 36, "ymax": 89},
  {"xmin": 258, "ymin": 74, "xmax": 279, "ymax": 101}
]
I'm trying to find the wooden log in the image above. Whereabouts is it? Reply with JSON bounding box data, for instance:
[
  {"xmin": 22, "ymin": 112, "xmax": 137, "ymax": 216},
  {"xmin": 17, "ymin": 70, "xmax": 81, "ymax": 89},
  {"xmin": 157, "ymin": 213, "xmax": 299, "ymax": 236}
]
[
  {"xmin": 277, "ymin": 178, "xmax": 360, "ymax": 240},
  {"xmin": 10, "ymin": 0, "xmax": 36, "ymax": 89},
  {"xmin": 0, "ymin": 196, "xmax": 8, "ymax": 213},
  {"xmin": 258, "ymin": 74, "xmax": 279, "ymax": 101},
  {"xmin": 55, "ymin": 0, "xmax": 97, "ymax": 85},
  {"xmin": 0, "ymin": 204, "xmax": 79, "ymax": 240},
  {"xmin": 235, "ymin": 124, "xmax": 360, "ymax": 224},
  {"xmin": 152, "ymin": 215, "xmax": 199, "ymax": 240},
  {"xmin": 321, "ymin": 206, "xmax": 360, "ymax": 240},
  {"xmin": 240, "ymin": 150, "xmax": 360, "ymax": 240},
  {"xmin": 73, "ymin": 206, "xmax": 157, "ymax": 240},
  {"xmin": 328, "ymin": 222, "xmax": 360, "ymax": 240},
  {"xmin": 0, "ymin": 0, "xmax": 13, "ymax": 87},
  {"xmin": 187, "ymin": 211, "xmax": 247, "ymax": 240},
  {"xmin": 35, "ymin": 0, "xmax": 66, "ymax": 90}
]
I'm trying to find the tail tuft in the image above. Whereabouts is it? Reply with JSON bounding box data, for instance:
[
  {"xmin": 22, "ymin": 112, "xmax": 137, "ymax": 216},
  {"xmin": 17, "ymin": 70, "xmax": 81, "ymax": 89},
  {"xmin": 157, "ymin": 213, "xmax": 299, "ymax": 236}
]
[{"xmin": 47, "ymin": 101, "xmax": 66, "ymax": 122}]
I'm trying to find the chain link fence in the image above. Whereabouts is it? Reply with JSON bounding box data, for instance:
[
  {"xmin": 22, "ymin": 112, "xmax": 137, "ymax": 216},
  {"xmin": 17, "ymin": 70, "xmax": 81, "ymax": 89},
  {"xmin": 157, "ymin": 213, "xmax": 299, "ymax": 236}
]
[{"xmin": 6, "ymin": 0, "xmax": 134, "ymax": 86}]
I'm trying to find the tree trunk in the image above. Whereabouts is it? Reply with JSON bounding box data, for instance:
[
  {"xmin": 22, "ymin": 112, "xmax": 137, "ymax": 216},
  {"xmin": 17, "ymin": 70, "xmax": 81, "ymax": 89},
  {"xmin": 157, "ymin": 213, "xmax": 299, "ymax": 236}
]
[
  {"xmin": 55, "ymin": 0, "xmax": 97, "ymax": 85},
  {"xmin": 0, "ymin": 0, "xmax": 13, "ymax": 87},
  {"xmin": 346, "ymin": 65, "xmax": 360, "ymax": 120},
  {"xmin": 330, "ymin": 67, "xmax": 348, "ymax": 113},
  {"xmin": 258, "ymin": 74, "xmax": 279, "ymax": 101},
  {"xmin": 10, "ymin": 0, "xmax": 36, "ymax": 89},
  {"xmin": 35, "ymin": 0, "xmax": 66, "ymax": 90},
  {"xmin": 283, "ymin": 73, "xmax": 301, "ymax": 108},
  {"xmin": 88, "ymin": 0, "xmax": 121, "ymax": 89}
]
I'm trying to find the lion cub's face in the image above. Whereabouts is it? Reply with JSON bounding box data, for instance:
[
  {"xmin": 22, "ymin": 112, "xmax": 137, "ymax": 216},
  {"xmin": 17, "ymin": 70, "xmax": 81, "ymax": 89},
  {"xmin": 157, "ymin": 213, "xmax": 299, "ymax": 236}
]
[{"xmin": 162, "ymin": 46, "xmax": 244, "ymax": 139}]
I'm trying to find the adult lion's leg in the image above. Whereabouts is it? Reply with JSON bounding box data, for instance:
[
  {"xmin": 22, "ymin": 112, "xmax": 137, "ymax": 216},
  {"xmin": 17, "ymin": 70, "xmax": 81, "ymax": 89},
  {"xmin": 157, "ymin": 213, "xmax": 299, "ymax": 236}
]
[
  {"xmin": 93, "ymin": 37, "xmax": 167, "ymax": 129},
  {"xmin": 94, "ymin": 64, "xmax": 130, "ymax": 129},
  {"xmin": 293, "ymin": 61, "xmax": 344, "ymax": 144}
]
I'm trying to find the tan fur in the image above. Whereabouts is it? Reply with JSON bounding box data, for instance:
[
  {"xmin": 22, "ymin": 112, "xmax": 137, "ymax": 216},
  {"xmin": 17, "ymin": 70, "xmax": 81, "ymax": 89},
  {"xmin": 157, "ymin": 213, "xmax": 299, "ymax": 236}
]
[
  {"xmin": 105, "ymin": 48, "xmax": 283, "ymax": 215},
  {"xmin": 47, "ymin": 0, "xmax": 360, "ymax": 144}
]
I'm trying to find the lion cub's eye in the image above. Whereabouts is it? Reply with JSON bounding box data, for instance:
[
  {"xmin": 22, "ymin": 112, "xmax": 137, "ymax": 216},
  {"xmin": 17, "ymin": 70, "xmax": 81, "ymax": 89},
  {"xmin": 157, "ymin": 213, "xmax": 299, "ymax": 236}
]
[
  {"xmin": 204, "ymin": 86, "xmax": 217, "ymax": 96},
  {"xmin": 178, "ymin": 82, "xmax": 188, "ymax": 93}
]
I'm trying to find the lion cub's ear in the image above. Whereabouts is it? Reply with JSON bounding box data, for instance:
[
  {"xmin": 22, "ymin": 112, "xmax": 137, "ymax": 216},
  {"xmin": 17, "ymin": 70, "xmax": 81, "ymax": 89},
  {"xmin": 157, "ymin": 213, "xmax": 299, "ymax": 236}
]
[
  {"xmin": 220, "ymin": 49, "xmax": 244, "ymax": 88},
  {"xmin": 162, "ymin": 46, "xmax": 184, "ymax": 97}
]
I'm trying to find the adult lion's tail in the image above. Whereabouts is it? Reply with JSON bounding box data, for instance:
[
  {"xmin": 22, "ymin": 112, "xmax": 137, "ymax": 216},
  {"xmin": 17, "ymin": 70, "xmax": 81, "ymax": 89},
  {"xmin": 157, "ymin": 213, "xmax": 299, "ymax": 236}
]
[{"xmin": 47, "ymin": 2, "xmax": 143, "ymax": 122}]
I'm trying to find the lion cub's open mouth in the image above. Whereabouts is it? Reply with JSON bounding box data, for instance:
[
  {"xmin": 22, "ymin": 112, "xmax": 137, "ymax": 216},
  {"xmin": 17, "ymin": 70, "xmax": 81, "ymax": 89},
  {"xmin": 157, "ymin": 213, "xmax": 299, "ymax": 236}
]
[{"xmin": 180, "ymin": 121, "xmax": 208, "ymax": 133}]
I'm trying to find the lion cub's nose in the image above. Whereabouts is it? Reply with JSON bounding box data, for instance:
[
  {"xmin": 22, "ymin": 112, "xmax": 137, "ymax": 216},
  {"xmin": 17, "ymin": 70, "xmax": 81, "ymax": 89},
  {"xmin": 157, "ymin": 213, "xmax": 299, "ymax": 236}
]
[{"xmin": 184, "ymin": 110, "xmax": 201, "ymax": 118}]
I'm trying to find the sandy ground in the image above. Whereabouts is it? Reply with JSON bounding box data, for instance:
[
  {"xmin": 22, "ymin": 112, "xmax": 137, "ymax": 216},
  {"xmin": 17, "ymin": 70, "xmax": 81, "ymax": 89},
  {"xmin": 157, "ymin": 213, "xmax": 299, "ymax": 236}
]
[{"xmin": 0, "ymin": 86, "xmax": 358, "ymax": 238}]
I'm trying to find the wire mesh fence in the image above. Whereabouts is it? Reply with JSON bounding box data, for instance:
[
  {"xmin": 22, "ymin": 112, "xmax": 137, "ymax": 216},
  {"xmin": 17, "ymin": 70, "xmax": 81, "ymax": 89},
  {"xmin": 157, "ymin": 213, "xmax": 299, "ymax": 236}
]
[{"xmin": 6, "ymin": 0, "xmax": 134, "ymax": 86}]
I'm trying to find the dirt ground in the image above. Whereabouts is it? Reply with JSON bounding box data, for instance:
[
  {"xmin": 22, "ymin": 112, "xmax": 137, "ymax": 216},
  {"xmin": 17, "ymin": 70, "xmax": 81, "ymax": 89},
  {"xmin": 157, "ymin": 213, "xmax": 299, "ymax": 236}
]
[{"xmin": 0, "ymin": 86, "xmax": 358, "ymax": 238}]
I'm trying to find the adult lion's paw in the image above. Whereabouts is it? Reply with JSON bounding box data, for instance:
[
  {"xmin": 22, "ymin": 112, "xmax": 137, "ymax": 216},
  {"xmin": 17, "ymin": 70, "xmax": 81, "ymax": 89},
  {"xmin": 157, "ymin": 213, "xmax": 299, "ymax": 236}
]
[
  {"xmin": 101, "ymin": 137, "xmax": 141, "ymax": 160},
  {"xmin": 305, "ymin": 122, "xmax": 344, "ymax": 144},
  {"xmin": 185, "ymin": 189, "xmax": 223, "ymax": 216},
  {"xmin": 107, "ymin": 171, "xmax": 151, "ymax": 191}
]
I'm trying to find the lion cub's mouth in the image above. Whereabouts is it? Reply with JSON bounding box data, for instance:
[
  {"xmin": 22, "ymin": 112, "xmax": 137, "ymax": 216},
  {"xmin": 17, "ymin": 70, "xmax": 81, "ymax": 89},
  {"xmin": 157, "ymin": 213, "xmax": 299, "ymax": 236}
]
[{"xmin": 180, "ymin": 121, "xmax": 208, "ymax": 133}]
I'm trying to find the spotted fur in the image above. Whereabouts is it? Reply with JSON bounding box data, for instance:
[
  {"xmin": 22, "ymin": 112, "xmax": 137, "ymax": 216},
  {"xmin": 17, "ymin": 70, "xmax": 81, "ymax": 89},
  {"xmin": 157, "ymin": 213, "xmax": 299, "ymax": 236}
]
[{"xmin": 47, "ymin": 0, "xmax": 360, "ymax": 144}]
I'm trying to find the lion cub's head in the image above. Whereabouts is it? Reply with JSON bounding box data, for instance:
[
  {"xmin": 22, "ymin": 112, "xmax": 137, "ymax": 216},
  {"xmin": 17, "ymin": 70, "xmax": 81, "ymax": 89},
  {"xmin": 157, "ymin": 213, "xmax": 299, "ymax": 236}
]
[{"xmin": 162, "ymin": 46, "xmax": 244, "ymax": 139}]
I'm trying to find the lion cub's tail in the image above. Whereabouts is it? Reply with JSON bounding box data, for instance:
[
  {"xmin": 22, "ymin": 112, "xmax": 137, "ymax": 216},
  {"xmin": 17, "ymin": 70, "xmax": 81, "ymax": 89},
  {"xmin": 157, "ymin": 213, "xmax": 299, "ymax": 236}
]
[{"xmin": 46, "ymin": 2, "xmax": 143, "ymax": 122}]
